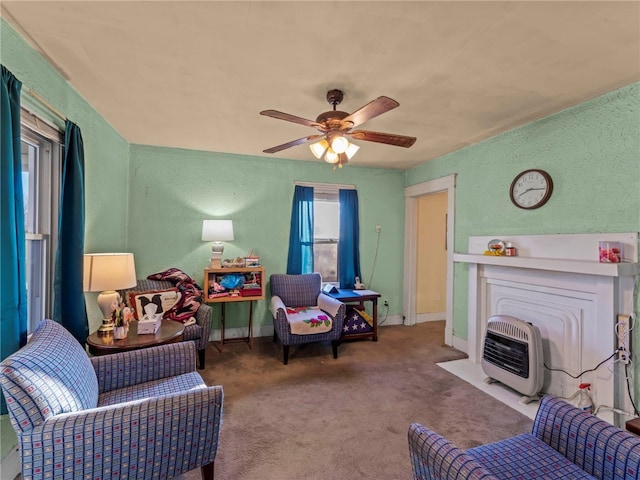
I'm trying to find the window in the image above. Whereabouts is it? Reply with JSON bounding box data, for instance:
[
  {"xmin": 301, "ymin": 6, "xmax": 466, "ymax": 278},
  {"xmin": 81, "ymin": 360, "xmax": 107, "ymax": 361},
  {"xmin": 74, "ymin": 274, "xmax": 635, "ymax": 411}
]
[
  {"xmin": 21, "ymin": 110, "xmax": 62, "ymax": 333},
  {"xmin": 313, "ymin": 192, "xmax": 339, "ymax": 283},
  {"xmin": 288, "ymin": 183, "xmax": 360, "ymax": 287}
]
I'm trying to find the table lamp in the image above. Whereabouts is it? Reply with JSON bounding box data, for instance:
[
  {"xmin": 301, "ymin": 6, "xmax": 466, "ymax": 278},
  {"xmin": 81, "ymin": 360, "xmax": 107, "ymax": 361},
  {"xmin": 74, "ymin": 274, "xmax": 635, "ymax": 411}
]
[
  {"xmin": 202, "ymin": 219, "xmax": 234, "ymax": 268},
  {"xmin": 83, "ymin": 253, "xmax": 137, "ymax": 332}
]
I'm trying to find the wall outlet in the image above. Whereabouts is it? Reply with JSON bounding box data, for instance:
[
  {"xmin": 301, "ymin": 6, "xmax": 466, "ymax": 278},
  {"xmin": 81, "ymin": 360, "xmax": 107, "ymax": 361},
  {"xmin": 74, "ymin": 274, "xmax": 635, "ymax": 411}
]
[
  {"xmin": 383, "ymin": 300, "xmax": 389, "ymax": 307},
  {"xmin": 375, "ymin": 224, "xmax": 382, "ymax": 233},
  {"xmin": 435, "ymin": 293, "xmax": 441, "ymax": 302},
  {"xmin": 617, "ymin": 314, "xmax": 631, "ymax": 364}
]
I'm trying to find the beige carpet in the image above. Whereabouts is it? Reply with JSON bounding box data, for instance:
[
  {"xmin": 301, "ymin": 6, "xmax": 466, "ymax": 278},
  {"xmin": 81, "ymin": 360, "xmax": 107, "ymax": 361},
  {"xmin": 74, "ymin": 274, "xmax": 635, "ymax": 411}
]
[{"xmin": 178, "ymin": 321, "xmax": 533, "ymax": 480}]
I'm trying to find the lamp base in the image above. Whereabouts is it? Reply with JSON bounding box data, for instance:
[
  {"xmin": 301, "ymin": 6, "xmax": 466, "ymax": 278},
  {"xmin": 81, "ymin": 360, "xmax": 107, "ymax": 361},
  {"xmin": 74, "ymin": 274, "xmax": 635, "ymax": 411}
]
[
  {"xmin": 96, "ymin": 290, "xmax": 119, "ymax": 334},
  {"xmin": 97, "ymin": 319, "xmax": 115, "ymax": 334},
  {"xmin": 209, "ymin": 251, "xmax": 223, "ymax": 269}
]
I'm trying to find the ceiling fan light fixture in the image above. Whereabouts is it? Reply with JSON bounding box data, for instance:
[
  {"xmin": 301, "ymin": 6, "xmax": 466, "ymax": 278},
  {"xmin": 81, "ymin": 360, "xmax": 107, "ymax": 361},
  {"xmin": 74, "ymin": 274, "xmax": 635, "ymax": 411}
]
[
  {"xmin": 330, "ymin": 134, "xmax": 349, "ymax": 154},
  {"xmin": 324, "ymin": 148, "xmax": 339, "ymax": 164},
  {"xmin": 310, "ymin": 138, "xmax": 329, "ymax": 159},
  {"xmin": 344, "ymin": 142, "xmax": 360, "ymax": 160}
]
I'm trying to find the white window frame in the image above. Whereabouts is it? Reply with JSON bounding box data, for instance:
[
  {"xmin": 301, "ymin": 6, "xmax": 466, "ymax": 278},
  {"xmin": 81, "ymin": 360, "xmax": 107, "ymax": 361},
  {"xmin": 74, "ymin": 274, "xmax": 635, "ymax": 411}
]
[
  {"xmin": 21, "ymin": 108, "xmax": 62, "ymax": 333},
  {"xmin": 295, "ymin": 182, "xmax": 356, "ymax": 285}
]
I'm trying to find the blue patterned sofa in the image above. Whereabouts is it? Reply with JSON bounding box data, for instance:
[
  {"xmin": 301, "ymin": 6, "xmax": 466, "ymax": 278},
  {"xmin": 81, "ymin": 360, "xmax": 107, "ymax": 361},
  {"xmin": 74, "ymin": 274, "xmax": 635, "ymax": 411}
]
[
  {"xmin": 408, "ymin": 395, "xmax": 640, "ymax": 480},
  {"xmin": 0, "ymin": 319, "xmax": 223, "ymax": 480}
]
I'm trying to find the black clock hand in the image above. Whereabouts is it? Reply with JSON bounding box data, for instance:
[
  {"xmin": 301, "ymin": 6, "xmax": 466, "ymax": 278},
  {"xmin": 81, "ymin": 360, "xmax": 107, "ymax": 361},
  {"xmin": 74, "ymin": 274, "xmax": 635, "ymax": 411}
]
[{"xmin": 518, "ymin": 187, "xmax": 545, "ymax": 197}]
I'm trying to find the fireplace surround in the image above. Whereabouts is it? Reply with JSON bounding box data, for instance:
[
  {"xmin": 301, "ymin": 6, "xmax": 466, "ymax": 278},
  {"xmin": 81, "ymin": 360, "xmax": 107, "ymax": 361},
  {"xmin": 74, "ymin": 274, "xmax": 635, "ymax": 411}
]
[{"xmin": 453, "ymin": 233, "xmax": 638, "ymax": 426}]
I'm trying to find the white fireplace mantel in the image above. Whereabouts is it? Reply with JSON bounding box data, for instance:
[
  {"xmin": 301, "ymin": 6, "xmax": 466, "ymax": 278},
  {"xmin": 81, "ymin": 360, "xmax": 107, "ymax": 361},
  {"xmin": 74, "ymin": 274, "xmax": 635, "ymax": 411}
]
[
  {"xmin": 452, "ymin": 254, "xmax": 638, "ymax": 278},
  {"xmin": 454, "ymin": 232, "xmax": 638, "ymax": 426}
]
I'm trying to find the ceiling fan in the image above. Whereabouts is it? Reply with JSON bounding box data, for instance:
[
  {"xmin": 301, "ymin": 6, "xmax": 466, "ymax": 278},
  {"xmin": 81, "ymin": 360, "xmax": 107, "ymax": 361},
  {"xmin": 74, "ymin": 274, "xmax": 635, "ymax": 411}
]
[{"xmin": 260, "ymin": 89, "xmax": 416, "ymax": 168}]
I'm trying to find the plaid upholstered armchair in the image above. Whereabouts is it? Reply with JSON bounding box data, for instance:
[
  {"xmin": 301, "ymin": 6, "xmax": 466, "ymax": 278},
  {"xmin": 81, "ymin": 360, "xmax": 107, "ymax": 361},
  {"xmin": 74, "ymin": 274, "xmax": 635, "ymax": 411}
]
[
  {"xmin": 121, "ymin": 278, "xmax": 213, "ymax": 369},
  {"xmin": 270, "ymin": 273, "xmax": 346, "ymax": 364},
  {"xmin": 1, "ymin": 319, "xmax": 223, "ymax": 480},
  {"xmin": 408, "ymin": 395, "xmax": 640, "ymax": 480}
]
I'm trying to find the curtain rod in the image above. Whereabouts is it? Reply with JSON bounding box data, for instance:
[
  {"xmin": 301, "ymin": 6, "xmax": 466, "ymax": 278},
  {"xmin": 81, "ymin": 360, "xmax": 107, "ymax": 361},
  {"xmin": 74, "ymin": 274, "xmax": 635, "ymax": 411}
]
[
  {"xmin": 27, "ymin": 89, "xmax": 66, "ymax": 122},
  {"xmin": 295, "ymin": 181, "xmax": 356, "ymax": 190}
]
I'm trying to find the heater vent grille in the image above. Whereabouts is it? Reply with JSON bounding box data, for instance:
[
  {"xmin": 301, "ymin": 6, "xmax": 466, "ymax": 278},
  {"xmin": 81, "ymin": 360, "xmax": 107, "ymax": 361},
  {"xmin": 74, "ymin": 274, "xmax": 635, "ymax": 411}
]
[{"xmin": 482, "ymin": 315, "xmax": 543, "ymax": 398}]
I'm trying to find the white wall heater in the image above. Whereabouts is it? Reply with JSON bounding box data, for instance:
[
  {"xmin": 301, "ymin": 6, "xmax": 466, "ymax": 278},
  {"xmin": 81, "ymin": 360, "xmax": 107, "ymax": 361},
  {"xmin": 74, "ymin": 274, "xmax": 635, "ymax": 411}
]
[{"xmin": 481, "ymin": 315, "xmax": 544, "ymax": 402}]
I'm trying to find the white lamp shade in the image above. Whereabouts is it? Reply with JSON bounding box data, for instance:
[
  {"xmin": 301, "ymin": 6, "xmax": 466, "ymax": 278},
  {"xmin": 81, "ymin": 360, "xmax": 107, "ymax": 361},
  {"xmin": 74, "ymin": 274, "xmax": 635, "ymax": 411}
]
[
  {"xmin": 345, "ymin": 142, "xmax": 360, "ymax": 159},
  {"xmin": 83, "ymin": 253, "xmax": 137, "ymax": 292},
  {"xmin": 324, "ymin": 148, "xmax": 339, "ymax": 164},
  {"xmin": 330, "ymin": 135, "xmax": 349, "ymax": 154},
  {"xmin": 310, "ymin": 139, "xmax": 329, "ymax": 159},
  {"xmin": 202, "ymin": 220, "xmax": 234, "ymax": 242}
]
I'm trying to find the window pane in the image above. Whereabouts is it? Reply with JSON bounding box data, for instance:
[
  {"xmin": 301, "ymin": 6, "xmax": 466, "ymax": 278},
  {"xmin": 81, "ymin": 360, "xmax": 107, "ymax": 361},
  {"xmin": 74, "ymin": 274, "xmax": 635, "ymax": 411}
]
[
  {"xmin": 26, "ymin": 238, "xmax": 46, "ymax": 332},
  {"xmin": 314, "ymin": 200, "xmax": 339, "ymax": 240},
  {"xmin": 21, "ymin": 140, "xmax": 37, "ymax": 233},
  {"xmin": 314, "ymin": 243, "xmax": 338, "ymax": 282},
  {"xmin": 314, "ymin": 198, "xmax": 339, "ymax": 282}
]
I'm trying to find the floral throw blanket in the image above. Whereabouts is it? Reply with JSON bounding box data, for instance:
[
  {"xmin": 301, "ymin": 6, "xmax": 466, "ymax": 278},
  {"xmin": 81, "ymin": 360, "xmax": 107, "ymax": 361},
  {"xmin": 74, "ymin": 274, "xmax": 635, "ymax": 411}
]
[{"xmin": 286, "ymin": 306, "xmax": 332, "ymax": 335}]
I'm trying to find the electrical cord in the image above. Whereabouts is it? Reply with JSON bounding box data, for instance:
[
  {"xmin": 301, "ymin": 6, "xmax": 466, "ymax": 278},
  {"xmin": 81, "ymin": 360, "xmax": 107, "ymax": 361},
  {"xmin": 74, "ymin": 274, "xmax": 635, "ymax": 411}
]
[
  {"xmin": 378, "ymin": 303, "xmax": 390, "ymax": 326},
  {"xmin": 366, "ymin": 229, "xmax": 381, "ymax": 289},
  {"xmin": 544, "ymin": 351, "xmax": 618, "ymax": 378},
  {"xmin": 626, "ymin": 361, "xmax": 639, "ymax": 416}
]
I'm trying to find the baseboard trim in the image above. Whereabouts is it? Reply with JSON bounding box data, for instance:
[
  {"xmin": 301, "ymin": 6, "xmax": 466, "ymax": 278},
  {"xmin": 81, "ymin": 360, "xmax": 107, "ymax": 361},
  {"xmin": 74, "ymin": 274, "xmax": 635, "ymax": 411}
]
[
  {"xmin": 0, "ymin": 444, "xmax": 20, "ymax": 480},
  {"xmin": 208, "ymin": 315, "xmax": 406, "ymax": 342},
  {"xmin": 451, "ymin": 335, "xmax": 468, "ymax": 354},
  {"xmin": 416, "ymin": 312, "xmax": 445, "ymax": 323}
]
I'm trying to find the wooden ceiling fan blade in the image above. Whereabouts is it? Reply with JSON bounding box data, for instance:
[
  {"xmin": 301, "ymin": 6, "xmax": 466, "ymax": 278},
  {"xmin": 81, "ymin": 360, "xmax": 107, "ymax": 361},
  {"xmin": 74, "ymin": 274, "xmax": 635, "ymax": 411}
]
[
  {"xmin": 260, "ymin": 110, "xmax": 323, "ymax": 129},
  {"xmin": 263, "ymin": 135, "xmax": 323, "ymax": 154},
  {"xmin": 349, "ymin": 130, "xmax": 417, "ymax": 148},
  {"xmin": 342, "ymin": 96, "xmax": 399, "ymax": 128}
]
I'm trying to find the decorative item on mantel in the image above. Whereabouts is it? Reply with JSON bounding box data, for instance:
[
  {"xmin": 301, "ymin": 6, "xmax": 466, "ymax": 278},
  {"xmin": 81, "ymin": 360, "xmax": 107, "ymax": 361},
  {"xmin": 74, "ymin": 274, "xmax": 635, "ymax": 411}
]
[
  {"xmin": 599, "ymin": 241, "xmax": 623, "ymax": 263},
  {"xmin": 483, "ymin": 239, "xmax": 506, "ymax": 256}
]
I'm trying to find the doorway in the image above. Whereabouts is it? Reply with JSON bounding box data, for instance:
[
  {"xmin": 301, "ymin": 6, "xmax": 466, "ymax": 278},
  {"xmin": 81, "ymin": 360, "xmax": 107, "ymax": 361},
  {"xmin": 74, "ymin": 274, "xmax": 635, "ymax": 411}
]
[{"xmin": 403, "ymin": 175, "xmax": 456, "ymax": 345}]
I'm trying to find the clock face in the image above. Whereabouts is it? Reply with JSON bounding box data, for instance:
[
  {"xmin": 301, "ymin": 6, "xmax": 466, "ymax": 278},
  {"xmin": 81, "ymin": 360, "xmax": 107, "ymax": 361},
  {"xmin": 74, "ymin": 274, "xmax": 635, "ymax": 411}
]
[{"xmin": 509, "ymin": 169, "xmax": 553, "ymax": 210}]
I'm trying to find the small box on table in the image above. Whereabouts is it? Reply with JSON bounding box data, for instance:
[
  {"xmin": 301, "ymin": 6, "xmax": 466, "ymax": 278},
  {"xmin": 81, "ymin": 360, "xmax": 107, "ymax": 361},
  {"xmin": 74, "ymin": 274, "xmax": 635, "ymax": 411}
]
[{"xmin": 138, "ymin": 314, "xmax": 162, "ymax": 334}]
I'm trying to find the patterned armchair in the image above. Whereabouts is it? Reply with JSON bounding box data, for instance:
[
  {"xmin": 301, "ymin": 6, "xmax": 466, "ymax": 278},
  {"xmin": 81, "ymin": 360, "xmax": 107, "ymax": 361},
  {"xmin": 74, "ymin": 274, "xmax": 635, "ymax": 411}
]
[
  {"xmin": 270, "ymin": 273, "xmax": 346, "ymax": 364},
  {"xmin": 0, "ymin": 319, "xmax": 223, "ymax": 480},
  {"xmin": 121, "ymin": 278, "xmax": 213, "ymax": 369},
  {"xmin": 408, "ymin": 395, "xmax": 640, "ymax": 480}
]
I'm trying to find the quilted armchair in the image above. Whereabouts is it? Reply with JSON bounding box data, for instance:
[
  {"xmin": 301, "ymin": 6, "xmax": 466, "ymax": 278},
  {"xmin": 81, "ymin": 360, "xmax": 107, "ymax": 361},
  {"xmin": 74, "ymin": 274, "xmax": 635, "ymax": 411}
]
[
  {"xmin": 0, "ymin": 319, "xmax": 223, "ymax": 480},
  {"xmin": 121, "ymin": 278, "xmax": 213, "ymax": 369},
  {"xmin": 408, "ymin": 395, "xmax": 640, "ymax": 480},
  {"xmin": 270, "ymin": 273, "xmax": 346, "ymax": 364}
]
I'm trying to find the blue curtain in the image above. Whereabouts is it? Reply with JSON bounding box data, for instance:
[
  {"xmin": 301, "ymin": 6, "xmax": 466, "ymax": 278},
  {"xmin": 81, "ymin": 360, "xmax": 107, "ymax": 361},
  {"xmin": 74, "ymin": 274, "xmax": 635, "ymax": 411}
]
[
  {"xmin": 0, "ymin": 66, "xmax": 26, "ymax": 414},
  {"xmin": 338, "ymin": 189, "xmax": 361, "ymax": 289},
  {"xmin": 286, "ymin": 185, "xmax": 314, "ymax": 274},
  {"xmin": 53, "ymin": 120, "xmax": 88, "ymax": 344}
]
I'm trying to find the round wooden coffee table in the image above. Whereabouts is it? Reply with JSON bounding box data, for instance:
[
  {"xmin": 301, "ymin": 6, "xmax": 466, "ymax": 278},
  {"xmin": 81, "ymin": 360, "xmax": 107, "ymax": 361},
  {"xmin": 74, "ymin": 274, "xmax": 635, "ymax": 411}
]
[{"xmin": 86, "ymin": 319, "xmax": 184, "ymax": 356}]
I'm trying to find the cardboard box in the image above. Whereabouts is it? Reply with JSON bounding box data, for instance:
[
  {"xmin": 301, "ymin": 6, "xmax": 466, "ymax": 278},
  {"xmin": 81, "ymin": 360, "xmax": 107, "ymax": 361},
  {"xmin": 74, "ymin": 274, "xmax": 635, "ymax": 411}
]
[{"xmin": 138, "ymin": 314, "xmax": 162, "ymax": 334}]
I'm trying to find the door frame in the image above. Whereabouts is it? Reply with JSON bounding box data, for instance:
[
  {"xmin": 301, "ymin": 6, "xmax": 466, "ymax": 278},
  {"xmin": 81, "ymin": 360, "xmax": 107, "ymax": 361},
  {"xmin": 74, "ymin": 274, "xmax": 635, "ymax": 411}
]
[{"xmin": 403, "ymin": 174, "xmax": 456, "ymax": 345}]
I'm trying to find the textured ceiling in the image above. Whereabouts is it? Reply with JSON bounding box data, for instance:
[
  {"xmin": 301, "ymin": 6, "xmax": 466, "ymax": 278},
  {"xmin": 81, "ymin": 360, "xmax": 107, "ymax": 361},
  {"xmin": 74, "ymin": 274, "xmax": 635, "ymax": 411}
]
[{"xmin": 2, "ymin": 1, "xmax": 639, "ymax": 169}]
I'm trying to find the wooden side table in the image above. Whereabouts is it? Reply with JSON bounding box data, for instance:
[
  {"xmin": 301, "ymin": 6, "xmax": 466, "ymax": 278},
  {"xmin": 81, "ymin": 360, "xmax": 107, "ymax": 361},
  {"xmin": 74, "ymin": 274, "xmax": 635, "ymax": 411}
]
[
  {"xmin": 86, "ymin": 319, "xmax": 184, "ymax": 356},
  {"xmin": 323, "ymin": 289, "xmax": 381, "ymax": 341},
  {"xmin": 626, "ymin": 417, "xmax": 640, "ymax": 435}
]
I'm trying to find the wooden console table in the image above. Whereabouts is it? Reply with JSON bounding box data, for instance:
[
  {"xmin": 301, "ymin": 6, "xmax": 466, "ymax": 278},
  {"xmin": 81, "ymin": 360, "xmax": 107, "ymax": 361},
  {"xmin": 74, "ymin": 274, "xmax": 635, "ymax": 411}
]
[
  {"xmin": 204, "ymin": 266, "xmax": 265, "ymax": 351},
  {"xmin": 323, "ymin": 289, "xmax": 380, "ymax": 342}
]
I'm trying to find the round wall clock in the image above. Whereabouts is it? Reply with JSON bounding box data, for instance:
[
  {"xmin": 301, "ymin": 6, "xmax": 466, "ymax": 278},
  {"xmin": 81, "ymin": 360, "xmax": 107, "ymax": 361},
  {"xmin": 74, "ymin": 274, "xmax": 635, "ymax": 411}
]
[{"xmin": 509, "ymin": 169, "xmax": 553, "ymax": 210}]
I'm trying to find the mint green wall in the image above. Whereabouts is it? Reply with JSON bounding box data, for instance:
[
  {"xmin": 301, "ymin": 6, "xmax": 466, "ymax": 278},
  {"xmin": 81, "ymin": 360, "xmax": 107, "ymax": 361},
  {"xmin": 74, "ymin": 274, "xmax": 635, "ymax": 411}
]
[
  {"xmin": 1, "ymin": 19, "xmax": 130, "ymax": 257},
  {"xmin": 405, "ymin": 82, "xmax": 640, "ymax": 397},
  {"xmin": 1, "ymin": 19, "xmax": 131, "ymax": 457},
  {"xmin": 128, "ymin": 145, "xmax": 405, "ymax": 330}
]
